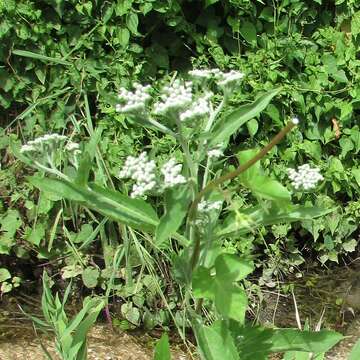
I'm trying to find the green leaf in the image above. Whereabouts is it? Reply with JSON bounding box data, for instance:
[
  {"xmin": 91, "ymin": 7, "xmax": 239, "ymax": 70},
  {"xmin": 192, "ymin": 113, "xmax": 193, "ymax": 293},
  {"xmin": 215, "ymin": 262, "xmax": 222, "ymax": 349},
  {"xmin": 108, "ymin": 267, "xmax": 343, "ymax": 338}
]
[
  {"xmin": 204, "ymin": 0, "xmax": 220, "ymax": 7},
  {"xmin": 154, "ymin": 333, "xmax": 171, "ymax": 360},
  {"xmin": 267, "ymin": 329, "xmax": 343, "ymax": 353},
  {"xmin": 0, "ymin": 210, "xmax": 22, "ymax": 254},
  {"xmin": 193, "ymin": 319, "xmax": 239, "ymax": 360},
  {"xmin": 126, "ymin": 12, "xmax": 139, "ymax": 35},
  {"xmin": 28, "ymin": 177, "xmax": 159, "ymax": 232},
  {"xmin": 215, "ymin": 254, "xmax": 254, "ymax": 282},
  {"xmin": 351, "ymin": 11, "xmax": 360, "ymax": 37},
  {"xmin": 0, "ymin": 268, "xmax": 11, "ymax": 282},
  {"xmin": 352, "ymin": 168, "xmax": 360, "ymax": 186},
  {"xmin": 239, "ymin": 21, "xmax": 257, "ymax": 45},
  {"xmin": 349, "ymin": 337, "xmax": 360, "ymax": 360},
  {"xmin": 234, "ymin": 326, "xmax": 342, "ymax": 359},
  {"xmin": 155, "ymin": 186, "xmax": 192, "ymax": 246},
  {"xmin": 208, "ymin": 88, "xmax": 281, "ymax": 147},
  {"xmin": 12, "ymin": 49, "xmax": 71, "ymax": 66},
  {"xmin": 81, "ymin": 267, "xmax": 100, "ymax": 288},
  {"xmin": 215, "ymin": 283, "xmax": 247, "ymax": 323},
  {"xmin": 216, "ymin": 205, "xmax": 337, "ymax": 238},
  {"xmin": 26, "ymin": 223, "xmax": 45, "ymax": 246},
  {"xmin": 192, "ymin": 266, "xmax": 216, "ymax": 299},
  {"xmin": 237, "ymin": 149, "xmax": 290, "ymax": 202},
  {"xmin": 117, "ymin": 27, "xmax": 130, "ymax": 47}
]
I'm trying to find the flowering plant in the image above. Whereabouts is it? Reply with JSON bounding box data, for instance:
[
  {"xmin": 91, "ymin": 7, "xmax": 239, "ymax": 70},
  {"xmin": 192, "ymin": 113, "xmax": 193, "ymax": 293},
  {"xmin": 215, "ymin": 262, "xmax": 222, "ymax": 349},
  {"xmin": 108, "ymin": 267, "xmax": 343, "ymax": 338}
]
[{"xmin": 16, "ymin": 68, "xmax": 342, "ymax": 359}]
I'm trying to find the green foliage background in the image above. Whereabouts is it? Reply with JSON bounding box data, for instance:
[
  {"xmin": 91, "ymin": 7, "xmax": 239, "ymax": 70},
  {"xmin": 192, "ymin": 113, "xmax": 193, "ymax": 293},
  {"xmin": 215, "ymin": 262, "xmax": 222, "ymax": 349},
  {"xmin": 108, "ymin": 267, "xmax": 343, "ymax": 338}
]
[{"xmin": 1, "ymin": 0, "xmax": 360, "ymax": 327}]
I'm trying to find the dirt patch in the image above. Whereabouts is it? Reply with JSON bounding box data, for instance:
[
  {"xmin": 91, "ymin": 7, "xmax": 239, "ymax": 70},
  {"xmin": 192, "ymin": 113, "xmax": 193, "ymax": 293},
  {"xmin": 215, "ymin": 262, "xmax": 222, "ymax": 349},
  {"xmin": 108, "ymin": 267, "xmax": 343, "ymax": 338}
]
[{"xmin": 0, "ymin": 324, "xmax": 192, "ymax": 360}]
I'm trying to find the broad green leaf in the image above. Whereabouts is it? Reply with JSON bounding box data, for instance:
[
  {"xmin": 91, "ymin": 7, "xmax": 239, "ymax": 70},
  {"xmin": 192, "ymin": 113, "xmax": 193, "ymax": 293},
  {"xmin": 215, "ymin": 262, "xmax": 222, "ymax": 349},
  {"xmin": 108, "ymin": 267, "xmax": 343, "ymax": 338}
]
[
  {"xmin": 239, "ymin": 21, "xmax": 257, "ymax": 45},
  {"xmin": 352, "ymin": 168, "xmax": 360, "ymax": 186},
  {"xmin": 215, "ymin": 283, "xmax": 247, "ymax": 323},
  {"xmin": 0, "ymin": 268, "xmax": 11, "ymax": 282},
  {"xmin": 216, "ymin": 205, "xmax": 337, "ymax": 238},
  {"xmin": 249, "ymin": 176, "xmax": 291, "ymax": 202},
  {"xmin": 192, "ymin": 266, "xmax": 216, "ymax": 299},
  {"xmin": 155, "ymin": 186, "xmax": 192, "ymax": 246},
  {"xmin": 117, "ymin": 27, "xmax": 130, "ymax": 47},
  {"xmin": 268, "ymin": 329, "xmax": 343, "ymax": 353},
  {"xmin": 0, "ymin": 209, "xmax": 22, "ymax": 254},
  {"xmin": 234, "ymin": 326, "xmax": 342, "ymax": 359},
  {"xmin": 28, "ymin": 177, "xmax": 159, "ymax": 232},
  {"xmin": 237, "ymin": 149, "xmax": 290, "ymax": 202},
  {"xmin": 154, "ymin": 333, "xmax": 171, "ymax": 360},
  {"xmin": 26, "ymin": 223, "xmax": 45, "ymax": 246},
  {"xmin": 215, "ymin": 254, "xmax": 254, "ymax": 282},
  {"xmin": 81, "ymin": 267, "xmax": 100, "ymax": 288},
  {"xmin": 208, "ymin": 88, "xmax": 281, "ymax": 147},
  {"xmin": 126, "ymin": 12, "xmax": 139, "ymax": 35},
  {"xmin": 351, "ymin": 11, "xmax": 360, "ymax": 37},
  {"xmin": 205, "ymin": 0, "xmax": 220, "ymax": 7},
  {"xmin": 193, "ymin": 319, "xmax": 239, "ymax": 360},
  {"xmin": 349, "ymin": 337, "xmax": 360, "ymax": 360}
]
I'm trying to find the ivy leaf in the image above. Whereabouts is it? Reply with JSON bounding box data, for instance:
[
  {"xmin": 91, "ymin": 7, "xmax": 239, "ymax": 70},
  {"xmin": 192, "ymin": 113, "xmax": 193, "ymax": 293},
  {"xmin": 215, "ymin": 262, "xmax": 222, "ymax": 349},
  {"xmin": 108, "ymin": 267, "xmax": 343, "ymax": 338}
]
[
  {"xmin": 126, "ymin": 13, "xmax": 139, "ymax": 35},
  {"xmin": 239, "ymin": 21, "xmax": 257, "ymax": 45}
]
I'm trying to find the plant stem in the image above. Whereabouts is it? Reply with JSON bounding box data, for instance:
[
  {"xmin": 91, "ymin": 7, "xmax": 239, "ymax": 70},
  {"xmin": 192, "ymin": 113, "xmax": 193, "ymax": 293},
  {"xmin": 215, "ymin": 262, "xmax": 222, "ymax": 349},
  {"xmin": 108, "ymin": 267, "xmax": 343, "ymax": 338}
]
[{"xmin": 189, "ymin": 120, "xmax": 297, "ymax": 272}]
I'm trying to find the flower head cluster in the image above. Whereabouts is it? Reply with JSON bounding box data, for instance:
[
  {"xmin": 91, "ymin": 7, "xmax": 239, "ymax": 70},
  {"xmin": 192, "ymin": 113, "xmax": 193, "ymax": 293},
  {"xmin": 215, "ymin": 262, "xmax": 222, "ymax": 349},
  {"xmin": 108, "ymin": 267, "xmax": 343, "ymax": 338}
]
[
  {"xmin": 287, "ymin": 164, "xmax": 324, "ymax": 190},
  {"xmin": 119, "ymin": 152, "xmax": 157, "ymax": 198},
  {"xmin": 116, "ymin": 83, "xmax": 151, "ymax": 114},
  {"xmin": 207, "ymin": 145, "xmax": 223, "ymax": 160},
  {"xmin": 161, "ymin": 158, "xmax": 186, "ymax": 188},
  {"xmin": 216, "ymin": 70, "xmax": 245, "ymax": 87},
  {"xmin": 179, "ymin": 93, "xmax": 212, "ymax": 122},
  {"xmin": 20, "ymin": 134, "xmax": 67, "ymax": 155},
  {"xmin": 194, "ymin": 200, "xmax": 223, "ymax": 228},
  {"xmin": 189, "ymin": 68, "xmax": 244, "ymax": 88},
  {"xmin": 153, "ymin": 80, "xmax": 193, "ymax": 115},
  {"xmin": 198, "ymin": 200, "xmax": 223, "ymax": 213},
  {"xmin": 119, "ymin": 153, "xmax": 186, "ymax": 198}
]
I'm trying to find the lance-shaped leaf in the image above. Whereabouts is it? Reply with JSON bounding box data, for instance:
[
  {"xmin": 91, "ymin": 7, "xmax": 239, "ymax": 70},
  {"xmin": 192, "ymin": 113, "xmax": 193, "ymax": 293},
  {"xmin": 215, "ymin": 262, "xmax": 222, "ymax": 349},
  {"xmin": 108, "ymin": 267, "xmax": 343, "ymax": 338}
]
[
  {"xmin": 208, "ymin": 88, "xmax": 281, "ymax": 147},
  {"xmin": 155, "ymin": 186, "xmax": 192, "ymax": 246},
  {"xmin": 28, "ymin": 176, "xmax": 158, "ymax": 232},
  {"xmin": 216, "ymin": 204, "xmax": 337, "ymax": 239}
]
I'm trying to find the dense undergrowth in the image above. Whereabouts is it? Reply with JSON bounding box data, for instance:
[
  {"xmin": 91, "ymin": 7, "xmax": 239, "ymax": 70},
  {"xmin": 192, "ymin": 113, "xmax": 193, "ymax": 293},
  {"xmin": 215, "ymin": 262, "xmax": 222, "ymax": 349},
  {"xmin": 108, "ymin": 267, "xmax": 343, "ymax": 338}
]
[{"xmin": 1, "ymin": 0, "xmax": 360, "ymax": 358}]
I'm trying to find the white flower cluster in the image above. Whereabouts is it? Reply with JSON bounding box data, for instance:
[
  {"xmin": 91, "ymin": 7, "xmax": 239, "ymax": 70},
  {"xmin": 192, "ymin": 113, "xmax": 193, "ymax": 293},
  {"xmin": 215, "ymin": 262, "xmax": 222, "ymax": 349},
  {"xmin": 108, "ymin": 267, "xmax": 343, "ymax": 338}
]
[
  {"xmin": 116, "ymin": 83, "xmax": 151, "ymax": 114},
  {"xmin": 153, "ymin": 80, "xmax": 193, "ymax": 115},
  {"xmin": 189, "ymin": 68, "xmax": 244, "ymax": 87},
  {"xmin": 208, "ymin": 146, "xmax": 223, "ymax": 160},
  {"xmin": 119, "ymin": 152, "xmax": 157, "ymax": 198},
  {"xmin": 217, "ymin": 70, "xmax": 245, "ymax": 87},
  {"xmin": 20, "ymin": 134, "xmax": 67, "ymax": 154},
  {"xmin": 287, "ymin": 164, "xmax": 324, "ymax": 190},
  {"xmin": 119, "ymin": 153, "xmax": 186, "ymax": 198},
  {"xmin": 179, "ymin": 93, "xmax": 211, "ymax": 122},
  {"xmin": 198, "ymin": 200, "xmax": 223, "ymax": 213},
  {"xmin": 161, "ymin": 158, "xmax": 186, "ymax": 188}
]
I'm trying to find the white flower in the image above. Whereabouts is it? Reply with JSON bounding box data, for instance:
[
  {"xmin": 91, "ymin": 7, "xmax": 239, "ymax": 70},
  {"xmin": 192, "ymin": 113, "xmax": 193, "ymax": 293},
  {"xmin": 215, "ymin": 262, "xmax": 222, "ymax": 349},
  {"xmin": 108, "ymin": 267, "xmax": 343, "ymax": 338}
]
[
  {"xmin": 188, "ymin": 69, "xmax": 215, "ymax": 79},
  {"xmin": 65, "ymin": 142, "xmax": 80, "ymax": 152},
  {"xmin": 292, "ymin": 117, "xmax": 300, "ymax": 125},
  {"xmin": 20, "ymin": 144, "xmax": 37, "ymax": 154},
  {"xmin": 216, "ymin": 70, "xmax": 244, "ymax": 87},
  {"xmin": 198, "ymin": 200, "xmax": 222, "ymax": 213},
  {"xmin": 116, "ymin": 83, "xmax": 151, "ymax": 114},
  {"xmin": 161, "ymin": 158, "xmax": 186, "ymax": 188},
  {"xmin": 153, "ymin": 80, "xmax": 193, "ymax": 115},
  {"xmin": 179, "ymin": 94, "xmax": 211, "ymax": 122},
  {"xmin": 118, "ymin": 152, "xmax": 157, "ymax": 198},
  {"xmin": 287, "ymin": 164, "xmax": 324, "ymax": 190},
  {"xmin": 21, "ymin": 134, "xmax": 67, "ymax": 155},
  {"xmin": 208, "ymin": 147, "xmax": 223, "ymax": 159}
]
